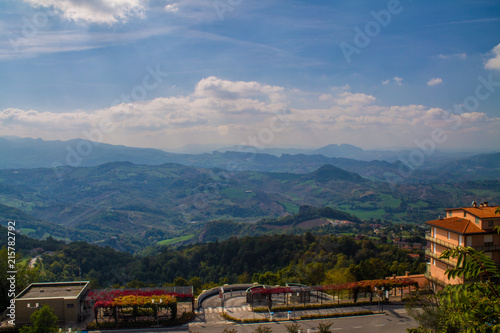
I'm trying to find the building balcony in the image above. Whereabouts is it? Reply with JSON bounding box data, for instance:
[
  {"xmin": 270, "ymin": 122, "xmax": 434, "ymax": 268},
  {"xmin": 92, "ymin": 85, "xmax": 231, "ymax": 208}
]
[
  {"xmin": 424, "ymin": 271, "xmax": 460, "ymax": 288},
  {"xmin": 426, "ymin": 235, "xmax": 500, "ymax": 252},
  {"xmin": 473, "ymin": 244, "xmax": 500, "ymax": 251},
  {"xmin": 425, "ymin": 249, "xmax": 457, "ymax": 267},
  {"xmin": 425, "ymin": 235, "xmax": 458, "ymax": 249}
]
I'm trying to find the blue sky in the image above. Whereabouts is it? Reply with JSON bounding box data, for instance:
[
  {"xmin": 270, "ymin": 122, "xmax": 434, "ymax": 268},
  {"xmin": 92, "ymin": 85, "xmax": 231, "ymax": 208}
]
[{"xmin": 0, "ymin": 0, "xmax": 499, "ymax": 152}]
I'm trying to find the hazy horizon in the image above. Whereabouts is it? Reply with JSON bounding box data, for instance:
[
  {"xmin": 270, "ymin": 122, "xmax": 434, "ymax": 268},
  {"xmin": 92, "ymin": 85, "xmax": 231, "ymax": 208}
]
[{"xmin": 3, "ymin": 135, "xmax": 498, "ymax": 156}]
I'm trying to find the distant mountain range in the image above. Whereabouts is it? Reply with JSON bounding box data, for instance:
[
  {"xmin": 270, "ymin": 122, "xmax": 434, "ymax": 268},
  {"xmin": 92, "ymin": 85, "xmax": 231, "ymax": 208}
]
[{"xmin": 0, "ymin": 136, "xmax": 498, "ymax": 183}]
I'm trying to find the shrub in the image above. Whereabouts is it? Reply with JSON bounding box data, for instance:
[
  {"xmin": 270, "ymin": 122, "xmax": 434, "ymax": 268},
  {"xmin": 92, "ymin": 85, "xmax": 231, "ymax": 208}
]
[
  {"xmin": 221, "ymin": 312, "xmax": 270, "ymax": 324},
  {"xmin": 285, "ymin": 323, "xmax": 301, "ymax": 333},
  {"xmin": 253, "ymin": 300, "xmax": 388, "ymax": 313},
  {"xmin": 317, "ymin": 321, "xmax": 334, "ymax": 333},
  {"xmin": 300, "ymin": 310, "xmax": 373, "ymax": 320},
  {"xmin": 255, "ymin": 325, "xmax": 272, "ymax": 333}
]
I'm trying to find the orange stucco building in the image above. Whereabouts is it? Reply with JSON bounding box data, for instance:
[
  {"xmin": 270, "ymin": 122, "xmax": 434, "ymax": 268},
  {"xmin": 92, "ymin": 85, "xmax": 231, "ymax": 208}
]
[{"xmin": 425, "ymin": 202, "xmax": 500, "ymax": 289}]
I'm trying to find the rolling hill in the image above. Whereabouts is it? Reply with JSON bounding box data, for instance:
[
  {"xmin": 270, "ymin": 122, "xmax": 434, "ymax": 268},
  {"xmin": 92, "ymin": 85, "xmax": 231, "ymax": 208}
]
[
  {"xmin": 0, "ymin": 159, "xmax": 499, "ymax": 252},
  {"xmin": 1, "ymin": 136, "xmax": 498, "ymax": 184}
]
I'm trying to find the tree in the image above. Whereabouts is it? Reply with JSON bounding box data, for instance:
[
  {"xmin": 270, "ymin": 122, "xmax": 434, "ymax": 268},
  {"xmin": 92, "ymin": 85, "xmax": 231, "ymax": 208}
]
[
  {"xmin": 317, "ymin": 321, "xmax": 334, "ymax": 333},
  {"xmin": 0, "ymin": 247, "xmax": 39, "ymax": 312},
  {"xmin": 437, "ymin": 246, "xmax": 500, "ymax": 332},
  {"xmin": 285, "ymin": 323, "xmax": 301, "ymax": 333},
  {"xmin": 19, "ymin": 304, "xmax": 59, "ymax": 333},
  {"xmin": 406, "ymin": 291, "xmax": 460, "ymax": 333},
  {"xmin": 408, "ymin": 243, "xmax": 500, "ymax": 332},
  {"xmin": 173, "ymin": 276, "xmax": 189, "ymax": 286},
  {"xmin": 254, "ymin": 325, "xmax": 272, "ymax": 333},
  {"xmin": 323, "ymin": 267, "xmax": 355, "ymax": 285}
]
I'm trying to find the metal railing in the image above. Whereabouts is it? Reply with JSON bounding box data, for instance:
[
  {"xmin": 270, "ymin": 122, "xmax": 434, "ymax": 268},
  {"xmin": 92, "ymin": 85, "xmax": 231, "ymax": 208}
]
[
  {"xmin": 426, "ymin": 235, "xmax": 500, "ymax": 252},
  {"xmin": 425, "ymin": 235, "xmax": 458, "ymax": 249},
  {"xmin": 473, "ymin": 244, "xmax": 500, "ymax": 251},
  {"xmin": 425, "ymin": 250, "xmax": 457, "ymax": 267}
]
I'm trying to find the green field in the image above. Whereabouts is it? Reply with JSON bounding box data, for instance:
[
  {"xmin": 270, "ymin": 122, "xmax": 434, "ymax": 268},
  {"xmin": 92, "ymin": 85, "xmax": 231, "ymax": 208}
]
[
  {"xmin": 279, "ymin": 201, "xmax": 300, "ymax": 214},
  {"xmin": 20, "ymin": 228, "xmax": 36, "ymax": 235},
  {"xmin": 157, "ymin": 234, "xmax": 195, "ymax": 246},
  {"xmin": 377, "ymin": 193, "xmax": 401, "ymax": 208}
]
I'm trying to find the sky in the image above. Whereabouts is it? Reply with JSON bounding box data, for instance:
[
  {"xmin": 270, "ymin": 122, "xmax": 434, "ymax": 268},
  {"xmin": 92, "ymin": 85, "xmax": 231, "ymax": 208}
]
[{"xmin": 0, "ymin": 0, "xmax": 499, "ymax": 152}]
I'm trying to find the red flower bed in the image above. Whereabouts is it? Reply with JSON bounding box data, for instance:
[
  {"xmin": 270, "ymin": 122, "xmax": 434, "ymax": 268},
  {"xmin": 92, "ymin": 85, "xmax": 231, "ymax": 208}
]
[
  {"xmin": 87, "ymin": 289, "xmax": 193, "ymax": 311},
  {"xmin": 249, "ymin": 279, "xmax": 418, "ymax": 295}
]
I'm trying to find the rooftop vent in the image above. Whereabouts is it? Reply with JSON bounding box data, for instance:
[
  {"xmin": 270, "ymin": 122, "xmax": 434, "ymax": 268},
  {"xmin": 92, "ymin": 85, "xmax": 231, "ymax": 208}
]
[
  {"xmin": 39, "ymin": 290, "xmax": 44, "ymax": 292},
  {"xmin": 484, "ymin": 202, "xmax": 488, "ymax": 207}
]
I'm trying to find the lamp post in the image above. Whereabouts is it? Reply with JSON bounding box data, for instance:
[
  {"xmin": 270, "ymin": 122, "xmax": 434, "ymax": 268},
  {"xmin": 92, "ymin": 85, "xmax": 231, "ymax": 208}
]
[
  {"xmin": 152, "ymin": 299, "xmax": 162, "ymax": 326},
  {"xmin": 293, "ymin": 292, "xmax": 299, "ymax": 319}
]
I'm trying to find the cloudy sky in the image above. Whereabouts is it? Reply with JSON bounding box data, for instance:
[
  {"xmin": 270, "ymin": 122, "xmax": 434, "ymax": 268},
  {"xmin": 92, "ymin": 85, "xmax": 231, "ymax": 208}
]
[{"xmin": 0, "ymin": 0, "xmax": 499, "ymax": 152}]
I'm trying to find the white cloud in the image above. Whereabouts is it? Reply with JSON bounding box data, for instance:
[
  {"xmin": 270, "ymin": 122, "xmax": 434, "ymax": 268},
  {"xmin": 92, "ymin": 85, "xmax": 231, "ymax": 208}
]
[
  {"xmin": 24, "ymin": 0, "xmax": 147, "ymax": 24},
  {"xmin": 0, "ymin": 26, "xmax": 175, "ymax": 60},
  {"xmin": 393, "ymin": 77, "xmax": 404, "ymax": 86},
  {"xmin": 194, "ymin": 76, "xmax": 285, "ymax": 102},
  {"xmin": 438, "ymin": 53, "xmax": 466, "ymax": 60},
  {"xmin": 382, "ymin": 77, "xmax": 404, "ymax": 86},
  {"xmin": 485, "ymin": 43, "xmax": 500, "ymax": 70},
  {"xmin": 319, "ymin": 94, "xmax": 333, "ymax": 101},
  {"xmin": 1, "ymin": 77, "xmax": 499, "ymax": 150},
  {"xmin": 330, "ymin": 84, "xmax": 350, "ymax": 91},
  {"xmin": 334, "ymin": 92, "xmax": 376, "ymax": 106},
  {"xmin": 164, "ymin": 3, "xmax": 179, "ymax": 12},
  {"xmin": 427, "ymin": 77, "xmax": 443, "ymax": 86}
]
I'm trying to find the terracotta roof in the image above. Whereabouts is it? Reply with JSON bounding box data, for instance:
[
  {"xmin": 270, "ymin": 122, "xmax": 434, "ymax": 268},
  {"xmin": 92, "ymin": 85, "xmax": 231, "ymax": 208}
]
[
  {"xmin": 446, "ymin": 206, "xmax": 500, "ymax": 219},
  {"xmin": 463, "ymin": 206, "xmax": 500, "ymax": 219},
  {"xmin": 426, "ymin": 217, "xmax": 486, "ymax": 234}
]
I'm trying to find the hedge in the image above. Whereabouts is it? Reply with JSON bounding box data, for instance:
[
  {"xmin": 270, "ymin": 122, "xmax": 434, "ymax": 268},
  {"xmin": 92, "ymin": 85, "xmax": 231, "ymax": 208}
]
[
  {"xmin": 300, "ymin": 310, "xmax": 374, "ymax": 320},
  {"xmin": 253, "ymin": 300, "xmax": 389, "ymax": 312},
  {"xmin": 221, "ymin": 310, "xmax": 376, "ymax": 324},
  {"xmin": 221, "ymin": 312, "xmax": 270, "ymax": 324}
]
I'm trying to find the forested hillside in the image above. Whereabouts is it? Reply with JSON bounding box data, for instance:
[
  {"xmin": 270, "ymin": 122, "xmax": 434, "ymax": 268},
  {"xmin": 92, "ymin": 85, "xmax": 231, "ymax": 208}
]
[{"xmin": 1, "ymin": 225, "xmax": 424, "ymax": 295}]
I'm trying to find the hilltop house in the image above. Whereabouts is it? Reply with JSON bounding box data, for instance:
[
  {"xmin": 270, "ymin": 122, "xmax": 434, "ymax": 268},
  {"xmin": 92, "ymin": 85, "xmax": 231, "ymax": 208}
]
[
  {"xmin": 15, "ymin": 281, "xmax": 90, "ymax": 326},
  {"xmin": 425, "ymin": 202, "xmax": 500, "ymax": 289}
]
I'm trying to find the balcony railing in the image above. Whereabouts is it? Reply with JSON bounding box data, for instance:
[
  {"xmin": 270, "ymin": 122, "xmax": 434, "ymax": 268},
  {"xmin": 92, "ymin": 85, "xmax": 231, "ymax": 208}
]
[
  {"xmin": 473, "ymin": 244, "xmax": 500, "ymax": 251},
  {"xmin": 425, "ymin": 235, "xmax": 458, "ymax": 249},
  {"xmin": 425, "ymin": 250, "xmax": 457, "ymax": 267},
  {"xmin": 426, "ymin": 235, "xmax": 500, "ymax": 252},
  {"xmin": 424, "ymin": 271, "xmax": 462, "ymax": 287}
]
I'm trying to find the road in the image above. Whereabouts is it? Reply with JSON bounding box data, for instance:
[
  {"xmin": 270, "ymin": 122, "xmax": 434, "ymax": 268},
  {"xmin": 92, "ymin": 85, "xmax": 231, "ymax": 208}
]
[{"xmin": 188, "ymin": 305, "xmax": 417, "ymax": 333}]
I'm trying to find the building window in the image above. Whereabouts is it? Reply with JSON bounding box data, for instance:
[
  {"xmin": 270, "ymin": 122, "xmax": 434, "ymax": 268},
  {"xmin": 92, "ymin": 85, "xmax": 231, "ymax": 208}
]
[
  {"xmin": 447, "ymin": 211, "xmax": 451, "ymax": 217},
  {"xmin": 464, "ymin": 211, "xmax": 467, "ymax": 217},
  {"xmin": 475, "ymin": 217, "xmax": 480, "ymax": 224},
  {"xmin": 432, "ymin": 258, "xmax": 435, "ymax": 266},
  {"xmin": 484, "ymin": 235, "xmax": 493, "ymax": 247},
  {"xmin": 67, "ymin": 304, "xmax": 74, "ymax": 309},
  {"xmin": 447, "ymin": 231, "xmax": 450, "ymax": 240},
  {"xmin": 488, "ymin": 220, "xmax": 494, "ymax": 228},
  {"xmin": 433, "ymin": 227, "xmax": 436, "ymax": 237},
  {"xmin": 459, "ymin": 235, "xmax": 463, "ymax": 246}
]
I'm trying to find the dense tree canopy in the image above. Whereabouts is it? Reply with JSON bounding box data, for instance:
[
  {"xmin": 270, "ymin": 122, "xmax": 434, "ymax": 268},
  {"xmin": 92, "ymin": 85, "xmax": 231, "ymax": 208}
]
[{"xmin": 33, "ymin": 233, "xmax": 424, "ymax": 293}]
